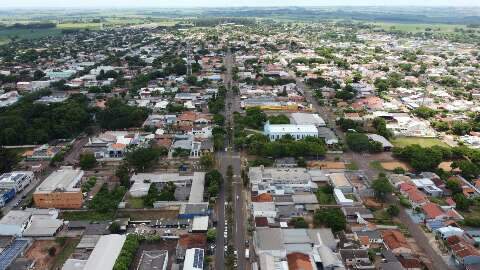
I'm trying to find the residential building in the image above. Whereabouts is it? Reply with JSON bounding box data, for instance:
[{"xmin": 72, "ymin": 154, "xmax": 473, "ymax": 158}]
[{"xmin": 0, "ymin": 171, "xmax": 34, "ymax": 192}]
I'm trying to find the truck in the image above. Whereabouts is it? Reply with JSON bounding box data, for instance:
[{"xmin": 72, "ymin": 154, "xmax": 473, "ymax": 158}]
[{"xmin": 245, "ymin": 248, "xmax": 250, "ymax": 259}]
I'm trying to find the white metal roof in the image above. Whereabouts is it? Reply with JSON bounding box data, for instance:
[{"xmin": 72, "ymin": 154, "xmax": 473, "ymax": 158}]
[{"xmin": 84, "ymin": 234, "xmax": 126, "ymax": 270}]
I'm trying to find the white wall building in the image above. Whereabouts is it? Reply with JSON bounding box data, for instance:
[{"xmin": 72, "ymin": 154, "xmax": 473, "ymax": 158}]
[
  {"xmin": 0, "ymin": 171, "xmax": 34, "ymax": 192},
  {"xmin": 264, "ymin": 122, "xmax": 318, "ymax": 141}
]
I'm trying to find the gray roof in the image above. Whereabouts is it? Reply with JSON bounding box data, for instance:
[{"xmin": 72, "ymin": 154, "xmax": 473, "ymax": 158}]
[
  {"xmin": 0, "ymin": 211, "xmax": 31, "ymax": 226},
  {"xmin": 339, "ymin": 249, "xmax": 369, "ymax": 260},
  {"xmin": 22, "ymin": 217, "xmax": 63, "ymax": 237},
  {"xmin": 317, "ymin": 127, "xmax": 338, "ymax": 141},
  {"xmin": 355, "ymin": 230, "xmax": 381, "ymax": 240},
  {"xmin": 282, "ymin": 229, "xmax": 311, "ymax": 244},
  {"xmin": 77, "ymin": 235, "xmax": 101, "ymax": 249},
  {"xmin": 254, "ymin": 228, "xmax": 284, "ymax": 251},
  {"xmin": 307, "ymin": 229, "xmax": 337, "ymax": 251},
  {"xmin": 367, "ymin": 134, "xmax": 394, "ymax": 148},
  {"xmin": 379, "ymin": 262, "xmax": 404, "ymax": 270},
  {"xmin": 292, "ymin": 194, "xmax": 318, "ymax": 204}
]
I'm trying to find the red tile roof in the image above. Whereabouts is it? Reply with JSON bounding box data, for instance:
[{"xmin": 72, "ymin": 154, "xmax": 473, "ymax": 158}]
[
  {"xmin": 422, "ymin": 202, "xmax": 444, "ymax": 219},
  {"xmin": 252, "ymin": 193, "xmax": 273, "ymax": 203},
  {"xmin": 382, "ymin": 230, "xmax": 411, "ymax": 251},
  {"xmin": 287, "ymin": 252, "xmax": 313, "ymax": 270}
]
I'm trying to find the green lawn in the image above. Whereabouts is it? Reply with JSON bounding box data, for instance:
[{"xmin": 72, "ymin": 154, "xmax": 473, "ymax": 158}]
[
  {"xmin": 391, "ymin": 137, "xmax": 449, "ymax": 148},
  {"xmin": 57, "ymin": 23, "xmax": 102, "ymax": 30},
  {"xmin": 346, "ymin": 162, "xmax": 359, "ymax": 171},
  {"xmin": 128, "ymin": 197, "xmax": 145, "ymax": 209},
  {"xmin": 0, "ymin": 28, "xmax": 63, "ymax": 43},
  {"xmin": 60, "ymin": 210, "xmax": 115, "ymax": 221},
  {"xmin": 315, "ymin": 186, "xmax": 336, "ymax": 205}
]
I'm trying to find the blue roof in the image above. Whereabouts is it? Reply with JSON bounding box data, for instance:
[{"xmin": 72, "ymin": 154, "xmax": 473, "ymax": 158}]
[{"xmin": 0, "ymin": 239, "xmax": 29, "ymax": 270}]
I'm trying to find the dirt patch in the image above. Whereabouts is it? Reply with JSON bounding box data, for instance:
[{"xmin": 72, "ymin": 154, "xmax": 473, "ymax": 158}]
[
  {"xmin": 363, "ymin": 197, "xmax": 383, "ymax": 209},
  {"xmin": 117, "ymin": 209, "xmax": 180, "ymax": 220},
  {"xmin": 25, "ymin": 240, "xmax": 60, "ymax": 270},
  {"xmin": 132, "ymin": 239, "xmax": 179, "ymax": 270},
  {"xmin": 380, "ymin": 161, "xmax": 410, "ymax": 171}
]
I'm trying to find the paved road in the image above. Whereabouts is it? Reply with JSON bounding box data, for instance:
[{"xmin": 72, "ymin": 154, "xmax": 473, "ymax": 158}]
[
  {"xmin": 298, "ymin": 74, "xmax": 453, "ymax": 270},
  {"xmin": 215, "ymin": 48, "xmax": 247, "ymax": 270}
]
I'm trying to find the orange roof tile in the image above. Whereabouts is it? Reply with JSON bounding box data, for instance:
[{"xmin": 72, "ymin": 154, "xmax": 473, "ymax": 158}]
[{"xmin": 287, "ymin": 252, "xmax": 313, "ymax": 270}]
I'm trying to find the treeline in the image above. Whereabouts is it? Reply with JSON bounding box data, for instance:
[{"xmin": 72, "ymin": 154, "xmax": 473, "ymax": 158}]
[
  {"xmin": 0, "ymin": 23, "xmax": 56, "ymax": 30},
  {"xmin": 96, "ymin": 98, "xmax": 149, "ymax": 130},
  {"xmin": 0, "ymin": 94, "xmax": 90, "ymax": 145}
]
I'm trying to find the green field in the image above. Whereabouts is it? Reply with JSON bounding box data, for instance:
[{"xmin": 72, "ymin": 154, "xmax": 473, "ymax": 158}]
[
  {"xmin": 0, "ymin": 28, "xmax": 63, "ymax": 42},
  {"xmin": 391, "ymin": 137, "xmax": 449, "ymax": 148},
  {"xmin": 373, "ymin": 22, "xmax": 466, "ymax": 33}
]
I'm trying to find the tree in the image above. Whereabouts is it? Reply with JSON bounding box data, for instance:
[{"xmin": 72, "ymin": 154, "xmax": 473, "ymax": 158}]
[
  {"xmin": 291, "ymin": 217, "xmax": 309, "ymax": 228},
  {"xmin": 452, "ymin": 160, "xmax": 480, "ymax": 180},
  {"xmin": 109, "ymin": 221, "xmax": 121, "ymax": 233},
  {"xmin": 97, "ymin": 99, "xmax": 149, "ymax": 130},
  {"xmin": 33, "ymin": 70, "xmax": 45, "ymax": 80},
  {"xmin": 412, "ymin": 106, "xmax": 437, "ymax": 119},
  {"xmin": 0, "ymin": 147, "xmax": 18, "ymax": 174},
  {"xmin": 451, "ymin": 121, "xmax": 472, "ymax": 136},
  {"xmin": 207, "ymin": 228, "xmax": 217, "ymax": 242},
  {"xmin": 387, "ymin": 205, "xmax": 400, "ymax": 217},
  {"xmin": 446, "ymin": 179, "xmax": 462, "ymax": 194},
  {"xmin": 371, "ymin": 174, "xmax": 393, "ymax": 202},
  {"xmin": 125, "ymin": 146, "xmax": 167, "ymax": 172},
  {"xmin": 454, "ymin": 193, "xmax": 471, "ymax": 211},
  {"xmin": 48, "ymin": 246, "xmax": 56, "ymax": 257},
  {"xmin": 200, "ymin": 154, "xmax": 215, "ymax": 170},
  {"xmin": 313, "ymin": 208, "xmax": 346, "ymax": 232},
  {"xmin": 346, "ymin": 133, "xmax": 370, "ymax": 152},
  {"xmin": 79, "ymin": 152, "xmax": 97, "ymax": 170}
]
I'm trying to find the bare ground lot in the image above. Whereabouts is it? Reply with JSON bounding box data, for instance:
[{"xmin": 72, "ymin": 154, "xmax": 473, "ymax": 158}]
[
  {"xmin": 117, "ymin": 209, "xmax": 180, "ymax": 220},
  {"xmin": 131, "ymin": 239, "xmax": 179, "ymax": 270}
]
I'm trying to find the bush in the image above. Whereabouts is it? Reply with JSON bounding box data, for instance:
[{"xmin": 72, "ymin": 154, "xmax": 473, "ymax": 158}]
[{"xmin": 113, "ymin": 234, "xmax": 143, "ymax": 270}]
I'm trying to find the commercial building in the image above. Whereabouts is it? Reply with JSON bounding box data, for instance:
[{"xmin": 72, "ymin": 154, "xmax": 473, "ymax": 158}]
[
  {"xmin": 33, "ymin": 167, "xmax": 84, "ymax": 209},
  {"xmin": 264, "ymin": 122, "xmax": 318, "ymax": 141},
  {"xmin": 248, "ymin": 167, "xmax": 318, "ymax": 195},
  {"xmin": 290, "ymin": 113, "xmax": 326, "ymax": 127},
  {"xmin": 0, "ymin": 171, "xmax": 34, "ymax": 192},
  {"xmin": 0, "ymin": 211, "xmax": 31, "ymax": 236}
]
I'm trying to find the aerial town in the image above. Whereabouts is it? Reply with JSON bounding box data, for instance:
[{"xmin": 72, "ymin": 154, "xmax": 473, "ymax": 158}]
[{"xmin": 0, "ymin": 4, "xmax": 480, "ymax": 270}]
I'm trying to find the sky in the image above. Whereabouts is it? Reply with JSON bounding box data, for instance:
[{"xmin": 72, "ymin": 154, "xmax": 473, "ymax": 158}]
[{"xmin": 2, "ymin": 0, "xmax": 480, "ymax": 8}]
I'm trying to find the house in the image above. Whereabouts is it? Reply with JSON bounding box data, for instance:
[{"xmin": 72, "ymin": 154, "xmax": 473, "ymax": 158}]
[
  {"xmin": 339, "ymin": 249, "xmax": 374, "ymax": 269},
  {"xmin": 411, "ymin": 178, "xmax": 443, "ymax": 197},
  {"xmin": 446, "ymin": 235, "xmax": 480, "ymax": 267},
  {"xmin": 436, "ymin": 226, "xmax": 464, "ymax": 240},
  {"xmin": 318, "ymin": 127, "xmax": 339, "ymax": 145},
  {"xmin": 264, "ymin": 122, "xmax": 318, "ymax": 141},
  {"xmin": 382, "ymin": 230, "xmax": 412, "ymax": 254},
  {"xmin": 366, "ymin": 134, "xmax": 393, "ymax": 151},
  {"xmin": 329, "ymin": 173, "xmax": 354, "ymax": 194}
]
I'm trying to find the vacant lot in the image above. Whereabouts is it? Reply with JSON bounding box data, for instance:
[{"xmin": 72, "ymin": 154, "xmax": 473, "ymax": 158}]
[
  {"xmin": 25, "ymin": 240, "xmax": 60, "ymax": 270},
  {"xmin": 391, "ymin": 137, "xmax": 449, "ymax": 148},
  {"xmin": 132, "ymin": 239, "xmax": 178, "ymax": 270},
  {"xmin": 380, "ymin": 161, "xmax": 410, "ymax": 171}
]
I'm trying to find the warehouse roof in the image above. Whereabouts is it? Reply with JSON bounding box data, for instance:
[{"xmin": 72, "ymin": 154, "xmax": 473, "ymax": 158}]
[
  {"xmin": 0, "ymin": 210, "xmax": 31, "ymax": 226},
  {"xmin": 35, "ymin": 167, "xmax": 83, "ymax": 193},
  {"xmin": 192, "ymin": 216, "xmax": 209, "ymax": 232},
  {"xmin": 22, "ymin": 216, "xmax": 63, "ymax": 237},
  {"xmin": 290, "ymin": 113, "xmax": 326, "ymax": 126},
  {"xmin": 84, "ymin": 234, "xmax": 126, "ymax": 270},
  {"xmin": 254, "ymin": 228, "xmax": 284, "ymax": 251}
]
